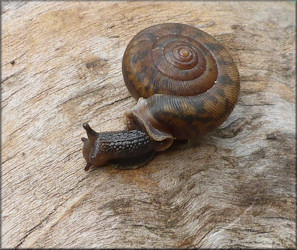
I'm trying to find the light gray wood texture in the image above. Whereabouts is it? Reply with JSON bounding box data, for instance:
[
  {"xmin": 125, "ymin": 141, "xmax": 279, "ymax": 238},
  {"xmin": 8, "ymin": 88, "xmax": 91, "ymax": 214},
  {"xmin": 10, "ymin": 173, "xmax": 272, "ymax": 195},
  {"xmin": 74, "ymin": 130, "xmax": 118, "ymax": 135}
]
[{"xmin": 2, "ymin": 1, "xmax": 295, "ymax": 248}]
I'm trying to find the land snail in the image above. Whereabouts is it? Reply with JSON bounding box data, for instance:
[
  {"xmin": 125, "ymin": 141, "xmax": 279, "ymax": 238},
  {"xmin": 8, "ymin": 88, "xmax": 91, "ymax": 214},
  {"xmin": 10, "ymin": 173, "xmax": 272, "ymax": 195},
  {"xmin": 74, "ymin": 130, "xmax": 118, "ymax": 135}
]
[{"xmin": 81, "ymin": 23, "xmax": 240, "ymax": 171}]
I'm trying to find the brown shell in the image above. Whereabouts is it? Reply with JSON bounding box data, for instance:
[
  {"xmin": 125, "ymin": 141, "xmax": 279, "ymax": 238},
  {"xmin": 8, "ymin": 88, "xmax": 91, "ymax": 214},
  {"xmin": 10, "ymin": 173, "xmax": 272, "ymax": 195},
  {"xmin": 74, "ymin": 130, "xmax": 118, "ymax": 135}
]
[{"xmin": 122, "ymin": 23, "xmax": 240, "ymax": 151}]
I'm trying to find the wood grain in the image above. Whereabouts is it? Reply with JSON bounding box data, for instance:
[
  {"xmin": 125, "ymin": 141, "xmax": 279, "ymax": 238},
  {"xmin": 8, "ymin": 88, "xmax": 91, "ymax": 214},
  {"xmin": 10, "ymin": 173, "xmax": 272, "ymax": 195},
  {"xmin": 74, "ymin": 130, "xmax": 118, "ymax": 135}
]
[{"xmin": 2, "ymin": 1, "xmax": 295, "ymax": 248}]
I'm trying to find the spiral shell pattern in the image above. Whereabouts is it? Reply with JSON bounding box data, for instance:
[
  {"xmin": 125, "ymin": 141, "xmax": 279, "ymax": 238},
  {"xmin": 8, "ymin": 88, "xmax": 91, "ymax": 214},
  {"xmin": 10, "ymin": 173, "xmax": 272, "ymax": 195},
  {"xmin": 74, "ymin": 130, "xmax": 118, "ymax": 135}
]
[
  {"xmin": 123, "ymin": 23, "xmax": 220, "ymax": 98},
  {"xmin": 122, "ymin": 23, "xmax": 240, "ymax": 151}
]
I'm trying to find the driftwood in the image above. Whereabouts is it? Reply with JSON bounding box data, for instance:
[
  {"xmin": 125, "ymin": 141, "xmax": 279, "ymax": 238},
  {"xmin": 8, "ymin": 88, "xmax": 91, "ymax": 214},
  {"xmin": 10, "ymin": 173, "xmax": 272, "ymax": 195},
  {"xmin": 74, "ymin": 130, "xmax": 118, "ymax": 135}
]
[{"xmin": 2, "ymin": 1, "xmax": 295, "ymax": 248}]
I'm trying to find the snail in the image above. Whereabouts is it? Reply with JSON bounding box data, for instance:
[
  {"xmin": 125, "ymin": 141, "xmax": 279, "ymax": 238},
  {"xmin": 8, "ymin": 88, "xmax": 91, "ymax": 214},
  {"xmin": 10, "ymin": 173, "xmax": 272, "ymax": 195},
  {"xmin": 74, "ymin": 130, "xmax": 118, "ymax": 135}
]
[{"xmin": 81, "ymin": 23, "xmax": 240, "ymax": 171}]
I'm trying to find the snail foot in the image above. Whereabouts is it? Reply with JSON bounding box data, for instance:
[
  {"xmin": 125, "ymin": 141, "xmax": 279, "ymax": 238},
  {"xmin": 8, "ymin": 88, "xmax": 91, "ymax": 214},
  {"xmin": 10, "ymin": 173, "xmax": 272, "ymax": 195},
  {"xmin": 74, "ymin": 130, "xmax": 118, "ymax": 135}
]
[{"xmin": 110, "ymin": 150, "xmax": 155, "ymax": 170}]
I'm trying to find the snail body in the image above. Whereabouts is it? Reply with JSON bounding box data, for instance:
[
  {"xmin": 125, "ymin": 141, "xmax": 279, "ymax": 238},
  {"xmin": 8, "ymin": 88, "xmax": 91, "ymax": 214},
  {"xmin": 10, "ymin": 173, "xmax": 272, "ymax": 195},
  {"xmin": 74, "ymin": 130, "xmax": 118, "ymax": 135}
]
[
  {"xmin": 81, "ymin": 123, "xmax": 155, "ymax": 171},
  {"xmin": 82, "ymin": 23, "xmax": 240, "ymax": 170}
]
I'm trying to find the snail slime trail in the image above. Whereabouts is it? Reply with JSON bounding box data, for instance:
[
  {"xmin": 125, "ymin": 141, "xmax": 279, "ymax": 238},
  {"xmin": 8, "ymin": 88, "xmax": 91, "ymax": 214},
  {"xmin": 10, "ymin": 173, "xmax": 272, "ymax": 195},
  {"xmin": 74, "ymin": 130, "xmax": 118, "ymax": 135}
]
[{"xmin": 82, "ymin": 23, "xmax": 240, "ymax": 171}]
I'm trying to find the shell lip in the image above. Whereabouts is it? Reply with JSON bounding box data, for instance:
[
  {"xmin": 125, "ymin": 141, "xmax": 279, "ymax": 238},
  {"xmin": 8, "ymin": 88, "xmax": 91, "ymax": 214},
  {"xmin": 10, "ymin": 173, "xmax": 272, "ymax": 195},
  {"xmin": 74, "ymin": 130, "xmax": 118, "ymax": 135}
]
[{"xmin": 124, "ymin": 97, "xmax": 174, "ymax": 152}]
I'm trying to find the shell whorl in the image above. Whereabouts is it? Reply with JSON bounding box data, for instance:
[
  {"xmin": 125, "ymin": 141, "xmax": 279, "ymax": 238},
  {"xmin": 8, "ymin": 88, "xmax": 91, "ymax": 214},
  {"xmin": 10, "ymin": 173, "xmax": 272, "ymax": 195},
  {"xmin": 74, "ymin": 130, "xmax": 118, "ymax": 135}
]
[
  {"xmin": 122, "ymin": 23, "xmax": 240, "ymax": 151},
  {"xmin": 122, "ymin": 23, "xmax": 219, "ymax": 98}
]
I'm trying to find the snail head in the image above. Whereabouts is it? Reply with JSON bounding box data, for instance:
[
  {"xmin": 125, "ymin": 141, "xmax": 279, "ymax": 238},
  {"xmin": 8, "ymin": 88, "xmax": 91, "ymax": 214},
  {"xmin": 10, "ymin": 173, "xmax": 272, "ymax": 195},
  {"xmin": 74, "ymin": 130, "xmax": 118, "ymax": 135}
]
[{"xmin": 81, "ymin": 123, "xmax": 109, "ymax": 171}]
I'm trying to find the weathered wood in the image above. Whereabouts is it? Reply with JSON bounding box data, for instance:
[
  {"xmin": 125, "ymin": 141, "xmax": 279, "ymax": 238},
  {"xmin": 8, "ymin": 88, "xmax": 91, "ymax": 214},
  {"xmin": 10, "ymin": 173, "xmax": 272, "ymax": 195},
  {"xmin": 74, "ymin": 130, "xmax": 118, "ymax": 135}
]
[{"xmin": 2, "ymin": 1, "xmax": 295, "ymax": 248}]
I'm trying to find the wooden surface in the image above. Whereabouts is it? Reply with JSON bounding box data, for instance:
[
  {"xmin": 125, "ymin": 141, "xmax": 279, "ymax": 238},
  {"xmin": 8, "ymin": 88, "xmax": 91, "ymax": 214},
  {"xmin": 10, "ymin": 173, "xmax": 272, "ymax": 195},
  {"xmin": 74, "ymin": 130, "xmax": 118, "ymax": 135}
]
[{"xmin": 2, "ymin": 1, "xmax": 296, "ymax": 248}]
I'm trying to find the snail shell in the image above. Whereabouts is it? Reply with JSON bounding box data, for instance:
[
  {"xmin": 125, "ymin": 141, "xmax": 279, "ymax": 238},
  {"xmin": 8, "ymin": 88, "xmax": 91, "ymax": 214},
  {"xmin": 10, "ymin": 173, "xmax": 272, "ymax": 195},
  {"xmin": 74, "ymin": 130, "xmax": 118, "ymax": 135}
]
[
  {"xmin": 82, "ymin": 23, "xmax": 240, "ymax": 170},
  {"xmin": 123, "ymin": 23, "xmax": 240, "ymax": 151}
]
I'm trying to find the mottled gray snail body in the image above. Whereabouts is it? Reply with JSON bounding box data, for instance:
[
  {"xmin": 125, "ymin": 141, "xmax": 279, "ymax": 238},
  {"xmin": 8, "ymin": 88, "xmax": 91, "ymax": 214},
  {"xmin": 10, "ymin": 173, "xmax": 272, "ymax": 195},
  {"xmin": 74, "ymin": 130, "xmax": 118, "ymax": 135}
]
[{"xmin": 82, "ymin": 23, "xmax": 240, "ymax": 171}]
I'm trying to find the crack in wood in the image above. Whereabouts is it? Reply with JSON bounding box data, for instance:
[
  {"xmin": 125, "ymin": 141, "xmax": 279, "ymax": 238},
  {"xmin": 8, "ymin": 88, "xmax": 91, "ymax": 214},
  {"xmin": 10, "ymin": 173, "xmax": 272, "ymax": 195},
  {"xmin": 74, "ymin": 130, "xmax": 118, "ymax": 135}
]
[{"xmin": 14, "ymin": 204, "xmax": 59, "ymax": 248}]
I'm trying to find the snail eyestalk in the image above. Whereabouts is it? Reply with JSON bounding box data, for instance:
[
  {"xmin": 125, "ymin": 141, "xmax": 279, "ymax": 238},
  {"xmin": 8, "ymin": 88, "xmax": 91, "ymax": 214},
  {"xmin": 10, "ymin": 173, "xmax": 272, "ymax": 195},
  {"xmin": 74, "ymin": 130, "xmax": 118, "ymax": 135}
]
[{"xmin": 83, "ymin": 122, "xmax": 98, "ymax": 137}]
